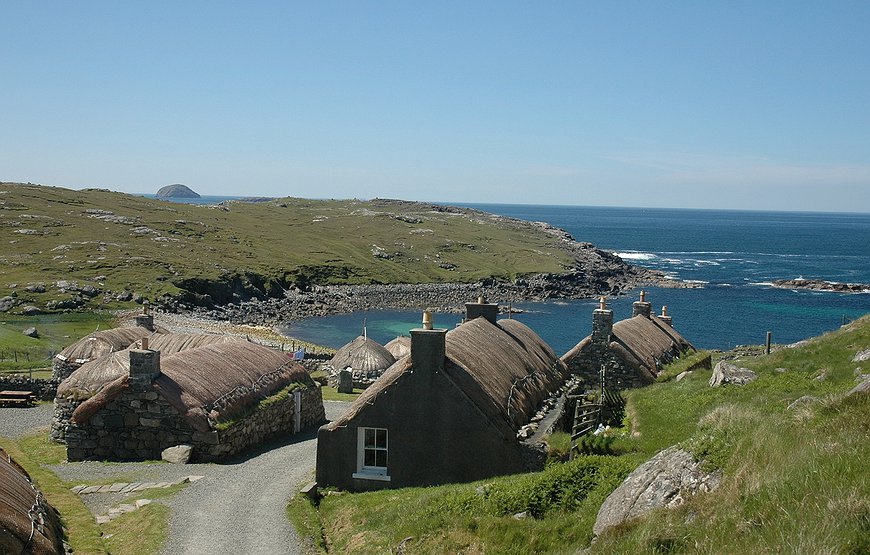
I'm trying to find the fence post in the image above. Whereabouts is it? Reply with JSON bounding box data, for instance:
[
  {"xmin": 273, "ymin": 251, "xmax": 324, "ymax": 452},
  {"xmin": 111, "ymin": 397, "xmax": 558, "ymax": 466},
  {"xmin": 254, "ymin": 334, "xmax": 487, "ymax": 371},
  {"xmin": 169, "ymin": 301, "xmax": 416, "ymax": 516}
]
[{"xmin": 765, "ymin": 331, "xmax": 772, "ymax": 355}]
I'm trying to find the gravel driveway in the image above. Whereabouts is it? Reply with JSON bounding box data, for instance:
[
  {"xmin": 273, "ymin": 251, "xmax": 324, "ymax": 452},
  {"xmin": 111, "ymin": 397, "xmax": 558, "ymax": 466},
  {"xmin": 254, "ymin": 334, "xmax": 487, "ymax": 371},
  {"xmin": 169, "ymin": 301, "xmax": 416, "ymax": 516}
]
[
  {"xmin": 161, "ymin": 400, "xmax": 350, "ymax": 555},
  {"xmin": 0, "ymin": 403, "xmax": 54, "ymax": 438}
]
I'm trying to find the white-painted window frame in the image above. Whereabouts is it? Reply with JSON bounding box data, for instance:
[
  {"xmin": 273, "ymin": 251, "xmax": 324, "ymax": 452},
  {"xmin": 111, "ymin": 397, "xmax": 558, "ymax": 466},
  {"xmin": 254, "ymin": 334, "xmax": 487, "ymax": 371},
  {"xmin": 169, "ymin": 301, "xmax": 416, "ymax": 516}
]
[{"xmin": 352, "ymin": 426, "xmax": 391, "ymax": 482}]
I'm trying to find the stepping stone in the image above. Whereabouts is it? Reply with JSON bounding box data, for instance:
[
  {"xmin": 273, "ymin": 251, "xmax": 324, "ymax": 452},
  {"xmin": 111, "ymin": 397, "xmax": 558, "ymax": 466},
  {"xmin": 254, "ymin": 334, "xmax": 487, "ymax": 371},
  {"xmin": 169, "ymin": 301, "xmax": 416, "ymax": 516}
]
[
  {"xmin": 133, "ymin": 482, "xmax": 158, "ymax": 492},
  {"xmin": 71, "ymin": 485, "xmax": 86, "ymax": 494},
  {"xmin": 188, "ymin": 475, "xmax": 204, "ymax": 482},
  {"xmin": 98, "ymin": 484, "xmax": 114, "ymax": 493},
  {"xmin": 120, "ymin": 483, "xmax": 141, "ymax": 494},
  {"xmin": 81, "ymin": 485, "xmax": 102, "ymax": 495},
  {"xmin": 135, "ymin": 499, "xmax": 152, "ymax": 509},
  {"xmin": 96, "ymin": 515, "xmax": 112, "ymax": 525},
  {"xmin": 117, "ymin": 504, "xmax": 137, "ymax": 514},
  {"xmin": 108, "ymin": 483, "xmax": 127, "ymax": 493}
]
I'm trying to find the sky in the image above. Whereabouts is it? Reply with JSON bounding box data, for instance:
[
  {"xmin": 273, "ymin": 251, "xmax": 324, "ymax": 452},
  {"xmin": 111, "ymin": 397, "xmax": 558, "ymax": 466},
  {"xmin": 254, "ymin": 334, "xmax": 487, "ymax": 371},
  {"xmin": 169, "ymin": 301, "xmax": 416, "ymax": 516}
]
[{"xmin": 2, "ymin": 2, "xmax": 869, "ymax": 212}]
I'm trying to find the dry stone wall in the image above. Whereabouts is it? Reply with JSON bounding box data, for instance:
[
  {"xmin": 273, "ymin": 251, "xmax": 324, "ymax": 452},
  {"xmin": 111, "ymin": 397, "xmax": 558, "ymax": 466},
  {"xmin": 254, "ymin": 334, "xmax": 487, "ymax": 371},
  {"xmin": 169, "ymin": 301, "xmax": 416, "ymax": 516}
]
[
  {"xmin": 0, "ymin": 375, "xmax": 59, "ymax": 400},
  {"xmin": 65, "ymin": 384, "xmax": 325, "ymax": 462}
]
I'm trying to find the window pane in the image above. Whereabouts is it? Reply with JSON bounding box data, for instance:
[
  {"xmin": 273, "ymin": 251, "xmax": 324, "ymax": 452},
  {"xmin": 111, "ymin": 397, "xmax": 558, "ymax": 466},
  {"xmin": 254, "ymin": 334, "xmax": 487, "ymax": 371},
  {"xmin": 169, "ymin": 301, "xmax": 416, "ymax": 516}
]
[
  {"xmin": 364, "ymin": 449, "xmax": 376, "ymax": 467},
  {"xmin": 375, "ymin": 450, "xmax": 387, "ymax": 468},
  {"xmin": 365, "ymin": 428, "xmax": 375, "ymax": 447},
  {"xmin": 376, "ymin": 429, "xmax": 387, "ymax": 448}
]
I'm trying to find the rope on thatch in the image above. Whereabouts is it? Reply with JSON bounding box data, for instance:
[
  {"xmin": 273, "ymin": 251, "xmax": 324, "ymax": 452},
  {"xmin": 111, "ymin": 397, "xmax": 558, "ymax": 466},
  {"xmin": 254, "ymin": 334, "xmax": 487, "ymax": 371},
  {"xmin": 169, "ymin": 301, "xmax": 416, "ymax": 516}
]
[{"xmin": 207, "ymin": 357, "xmax": 300, "ymax": 418}]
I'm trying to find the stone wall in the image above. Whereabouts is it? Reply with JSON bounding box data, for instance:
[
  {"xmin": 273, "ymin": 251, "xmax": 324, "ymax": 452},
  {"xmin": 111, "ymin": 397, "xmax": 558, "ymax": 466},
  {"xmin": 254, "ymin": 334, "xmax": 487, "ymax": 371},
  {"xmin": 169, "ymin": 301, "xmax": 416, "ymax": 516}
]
[
  {"xmin": 66, "ymin": 384, "xmax": 325, "ymax": 462},
  {"xmin": 51, "ymin": 360, "xmax": 79, "ymax": 382},
  {"xmin": 565, "ymin": 345, "xmax": 653, "ymax": 392},
  {"xmin": 0, "ymin": 375, "xmax": 59, "ymax": 401}
]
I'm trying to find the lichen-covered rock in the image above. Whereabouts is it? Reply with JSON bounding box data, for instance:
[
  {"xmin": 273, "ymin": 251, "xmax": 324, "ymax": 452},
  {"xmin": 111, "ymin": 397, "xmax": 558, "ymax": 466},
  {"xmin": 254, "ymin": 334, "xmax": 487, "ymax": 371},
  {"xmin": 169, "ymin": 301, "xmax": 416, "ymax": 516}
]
[
  {"xmin": 22, "ymin": 327, "xmax": 39, "ymax": 338},
  {"xmin": 846, "ymin": 378, "xmax": 870, "ymax": 398},
  {"xmin": 787, "ymin": 395, "xmax": 821, "ymax": 411},
  {"xmin": 853, "ymin": 349, "xmax": 870, "ymax": 363},
  {"xmin": 593, "ymin": 446, "xmax": 721, "ymax": 537},
  {"xmin": 709, "ymin": 361, "xmax": 757, "ymax": 387}
]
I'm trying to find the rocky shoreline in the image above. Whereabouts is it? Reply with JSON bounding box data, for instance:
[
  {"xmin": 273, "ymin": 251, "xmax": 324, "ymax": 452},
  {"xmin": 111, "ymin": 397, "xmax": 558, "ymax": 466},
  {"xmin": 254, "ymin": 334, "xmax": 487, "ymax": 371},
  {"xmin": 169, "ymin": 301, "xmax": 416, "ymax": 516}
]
[
  {"xmin": 177, "ymin": 265, "xmax": 693, "ymax": 330},
  {"xmin": 771, "ymin": 278, "xmax": 870, "ymax": 294}
]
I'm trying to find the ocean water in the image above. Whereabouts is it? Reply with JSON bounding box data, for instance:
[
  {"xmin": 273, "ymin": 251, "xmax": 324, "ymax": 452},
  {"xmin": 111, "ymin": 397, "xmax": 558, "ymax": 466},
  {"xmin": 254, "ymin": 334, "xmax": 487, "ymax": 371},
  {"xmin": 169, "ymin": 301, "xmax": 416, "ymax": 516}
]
[{"xmin": 284, "ymin": 205, "xmax": 870, "ymax": 352}]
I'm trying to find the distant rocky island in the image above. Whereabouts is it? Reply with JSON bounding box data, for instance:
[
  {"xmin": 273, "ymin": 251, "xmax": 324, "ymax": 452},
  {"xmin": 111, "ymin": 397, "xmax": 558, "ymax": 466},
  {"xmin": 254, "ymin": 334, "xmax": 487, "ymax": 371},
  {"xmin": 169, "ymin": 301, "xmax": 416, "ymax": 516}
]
[
  {"xmin": 156, "ymin": 183, "xmax": 200, "ymax": 198},
  {"xmin": 772, "ymin": 278, "xmax": 869, "ymax": 294}
]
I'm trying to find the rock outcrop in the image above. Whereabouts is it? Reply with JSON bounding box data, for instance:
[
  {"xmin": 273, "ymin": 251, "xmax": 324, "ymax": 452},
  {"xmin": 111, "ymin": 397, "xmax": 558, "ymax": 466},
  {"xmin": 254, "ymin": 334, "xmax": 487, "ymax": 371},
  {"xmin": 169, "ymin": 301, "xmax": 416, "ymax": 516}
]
[
  {"xmin": 594, "ymin": 446, "xmax": 721, "ymax": 537},
  {"xmin": 772, "ymin": 279, "xmax": 869, "ymax": 294},
  {"xmin": 709, "ymin": 361, "xmax": 758, "ymax": 387}
]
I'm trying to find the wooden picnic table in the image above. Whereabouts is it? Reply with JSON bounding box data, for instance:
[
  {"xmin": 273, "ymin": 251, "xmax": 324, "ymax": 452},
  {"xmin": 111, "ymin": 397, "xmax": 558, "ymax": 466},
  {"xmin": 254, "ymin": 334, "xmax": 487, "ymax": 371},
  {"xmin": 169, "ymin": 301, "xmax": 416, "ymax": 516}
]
[{"xmin": 0, "ymin": 390, "xmax": 36, "ymax": 406}]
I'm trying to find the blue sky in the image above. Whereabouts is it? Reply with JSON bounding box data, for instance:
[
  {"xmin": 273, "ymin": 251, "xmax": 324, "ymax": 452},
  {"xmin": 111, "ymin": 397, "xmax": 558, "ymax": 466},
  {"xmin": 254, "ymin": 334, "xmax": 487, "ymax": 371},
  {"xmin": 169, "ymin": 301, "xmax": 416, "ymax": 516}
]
[{"xmin": 2, "ymin": 2, "xmax": 869, "ymax": 212}]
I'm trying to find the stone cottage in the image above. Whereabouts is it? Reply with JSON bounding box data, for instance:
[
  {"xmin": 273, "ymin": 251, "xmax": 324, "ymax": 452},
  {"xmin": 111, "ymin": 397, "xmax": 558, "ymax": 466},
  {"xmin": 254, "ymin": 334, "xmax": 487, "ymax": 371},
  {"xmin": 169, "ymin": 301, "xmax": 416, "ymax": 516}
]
[
  {"xmin": 0, "ymin": 447, "xmax": 64, "ymax": 554},
  {"xmin": 562, "ymin": 292, "xmax": 695, "ymax": 390},
  {"xmin": 63, "ymin": 340, "xmax": 325, "ymax": 462},
  {"xmin": 51, "ymin": 310, "xmax": 160, "ymax": 381},
  {"xmin": 52, "ymin": 333, "xmax": 242, "ymax": 441},
  {"xmin": 326, "ymin": 334, "xmax": 396, "ymax": 389},
  {"xmin": 316, "ymin": 300, "xmax": 569, "ymax": 491}
]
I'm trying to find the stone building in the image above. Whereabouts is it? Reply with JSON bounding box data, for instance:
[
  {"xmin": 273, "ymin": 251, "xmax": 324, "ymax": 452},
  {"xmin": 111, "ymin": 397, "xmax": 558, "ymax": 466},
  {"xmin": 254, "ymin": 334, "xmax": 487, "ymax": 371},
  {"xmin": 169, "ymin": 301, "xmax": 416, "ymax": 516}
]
[
  {"xmin": 316, "ymin": 300, "xmax": 569, "ymax": 491},
  {"xmin": 51, "ymin": 311, "xmax": 160, "ymax": 381},
  {"xmin": 52, "ymin": 333, "xmax": 242, "ymax": 441},
  {"xmin": 0, "ymin": 447, "xmax": 64, "ymax": 554},
  {"xmin": 326, "ymin": 334, "xmax": 396, "ymax": 389},
  {"xmin": 63, "ymin": 340, "xmax": 325, "ymax": 462},
  {"xmin": 562, "ymin": 292, "xmax": 695, "ymax": 390}
]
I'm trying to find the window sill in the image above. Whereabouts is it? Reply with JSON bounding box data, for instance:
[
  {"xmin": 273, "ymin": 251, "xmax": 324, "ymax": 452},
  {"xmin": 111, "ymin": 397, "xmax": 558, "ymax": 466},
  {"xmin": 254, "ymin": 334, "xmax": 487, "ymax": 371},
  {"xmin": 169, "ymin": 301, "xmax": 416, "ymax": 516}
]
[{"xmin": 353, "ymin": 472, "xmax": 391, "ymax": 482}]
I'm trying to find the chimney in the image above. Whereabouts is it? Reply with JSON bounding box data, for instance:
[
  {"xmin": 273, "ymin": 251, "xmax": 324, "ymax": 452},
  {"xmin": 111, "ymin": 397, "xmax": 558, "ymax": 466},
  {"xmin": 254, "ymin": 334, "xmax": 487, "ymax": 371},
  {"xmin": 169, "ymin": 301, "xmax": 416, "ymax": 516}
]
[
  {"xmin": 632, "ymin": 290, "xmax": 652, "ymax": 318},
  {"xmin": 411, "ymin": 311, "xmax": 447, "ymax": 375},
  {"xmin": 135, "ymin": 303, "xmax": 155, "ymax": 331},
  {"xmin": 592, "ymin": 296, "xmax": 613, "ymax": 346},
  {"xmin": 659, "ymin": 305, "xmax": 673, "ymax": 327},
  {"xmin": 129, "ymin": 346, "xmax": 160, "ymax": 389},
  {"xmin": 464, "ymin": 296, "xmax": 498, "ymax": 324}
]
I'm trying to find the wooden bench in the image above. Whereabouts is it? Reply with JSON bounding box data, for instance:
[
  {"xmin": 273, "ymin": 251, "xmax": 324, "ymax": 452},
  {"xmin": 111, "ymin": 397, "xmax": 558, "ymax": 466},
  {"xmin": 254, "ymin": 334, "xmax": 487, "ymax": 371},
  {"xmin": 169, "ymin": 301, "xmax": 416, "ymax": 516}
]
[{"xmin": 0, "ymin": 390, "xmax": 36, "ymax": 407}]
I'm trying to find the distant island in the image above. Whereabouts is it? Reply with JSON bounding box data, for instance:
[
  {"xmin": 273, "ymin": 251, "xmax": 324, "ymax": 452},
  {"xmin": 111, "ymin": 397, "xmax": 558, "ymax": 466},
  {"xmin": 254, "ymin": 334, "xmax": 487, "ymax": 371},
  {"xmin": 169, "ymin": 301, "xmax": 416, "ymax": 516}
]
[
  {"xmin": 156, "ymin": 183, "xmax": 200, "ymax": 198},
  {"xmin": 772, "ymin": 278, "xmax": 869, "ymax": 294}
]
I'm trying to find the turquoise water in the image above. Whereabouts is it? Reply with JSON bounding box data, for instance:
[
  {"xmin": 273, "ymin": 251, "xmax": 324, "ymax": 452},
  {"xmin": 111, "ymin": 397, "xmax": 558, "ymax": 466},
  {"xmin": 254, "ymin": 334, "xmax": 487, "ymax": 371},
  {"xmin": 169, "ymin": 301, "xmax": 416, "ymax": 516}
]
[{"xmin": 284, "ymin": 205, "xmax": 870, "ymax": 352}]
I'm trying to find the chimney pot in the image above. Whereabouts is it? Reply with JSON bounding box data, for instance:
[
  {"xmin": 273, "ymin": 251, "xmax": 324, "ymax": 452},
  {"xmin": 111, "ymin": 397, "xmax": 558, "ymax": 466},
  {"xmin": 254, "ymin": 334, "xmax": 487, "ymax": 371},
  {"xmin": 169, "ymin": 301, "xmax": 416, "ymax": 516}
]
[
  {"xmin": 141, "ymin": 336, "xmax": 149, "ymax": 350},
  {"xmin": 422, "ymin": 310, "xmax": 433, "ymax": 330}
]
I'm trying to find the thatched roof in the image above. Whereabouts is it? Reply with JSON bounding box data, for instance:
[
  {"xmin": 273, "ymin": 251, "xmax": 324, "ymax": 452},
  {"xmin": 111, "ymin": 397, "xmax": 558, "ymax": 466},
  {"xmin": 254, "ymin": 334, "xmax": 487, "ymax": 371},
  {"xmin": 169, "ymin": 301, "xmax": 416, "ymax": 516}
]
[
  {"xmin": 72, "ymin": 341, "xmax": 314, "ymax": 431},
  {"xmin": 384, "ymin": 336, "xmax": 411, "ymax": 359},
  {"xmin": 329, "ymin": 336, "xmax": 396, "ymax": 380},
  {"xmin": 562, "ymin": 314, "xmax": 694, "ymax": 378},
  {"xmin": 0, "ymin": 448, "xmax": 64, "ymax": 555},
  {"xmin": 57, "ymin": 333, "xmax": 246, "ymax": 401},
  {"xmin": 54, "ymin": 326, "xmax": 151, "ymax": 365},
  {"xmin": 327, "ymin": 317, "xmax": 567, "ymax": 438}
]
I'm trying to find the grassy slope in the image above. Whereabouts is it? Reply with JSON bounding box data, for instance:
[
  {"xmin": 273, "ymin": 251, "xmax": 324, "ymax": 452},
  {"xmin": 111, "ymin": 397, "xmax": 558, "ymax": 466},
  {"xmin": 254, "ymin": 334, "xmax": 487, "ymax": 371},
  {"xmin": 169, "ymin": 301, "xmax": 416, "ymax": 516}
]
[
  {"xmin": 292, "ymin": 316, "xmax": 870, "ymax": 554},
  {"xmin": 0, "ymin": 184, "xmax": 578, "ymax": 309},
  {"xmin": 0, "ymin": 312, "xmax": 115, "ymax": 372}
]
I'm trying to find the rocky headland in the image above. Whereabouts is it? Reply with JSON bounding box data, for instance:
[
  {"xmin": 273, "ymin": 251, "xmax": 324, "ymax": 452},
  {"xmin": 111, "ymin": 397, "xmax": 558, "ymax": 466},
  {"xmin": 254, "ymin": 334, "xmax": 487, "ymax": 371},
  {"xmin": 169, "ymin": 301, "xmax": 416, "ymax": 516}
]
[{"xmin": 156, "ymin": 183, "xmax": 200, "ymax": 198}]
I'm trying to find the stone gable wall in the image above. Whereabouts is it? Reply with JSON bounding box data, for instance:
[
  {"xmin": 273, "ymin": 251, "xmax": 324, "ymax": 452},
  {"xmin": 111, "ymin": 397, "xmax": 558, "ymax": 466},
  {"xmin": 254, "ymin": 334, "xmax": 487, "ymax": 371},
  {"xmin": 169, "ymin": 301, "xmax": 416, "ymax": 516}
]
[
  {"xmin": 566, "ymin": 344, "xmax": 652, "ymax": 392},
  {"xmin": 65, "ymin": 384, "xmax": 325, "ymax": 462}
]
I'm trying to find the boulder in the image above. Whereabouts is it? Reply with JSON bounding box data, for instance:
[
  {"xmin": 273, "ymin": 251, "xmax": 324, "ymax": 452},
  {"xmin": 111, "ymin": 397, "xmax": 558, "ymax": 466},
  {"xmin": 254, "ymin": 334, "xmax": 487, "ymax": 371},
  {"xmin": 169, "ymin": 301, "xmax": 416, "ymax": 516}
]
[
  {"xmin": 0, "ymin": 296, "xmax": 16, "ymax": 312},
  {"xmin": 853, "ymin": 349, "xmax": 870, "ymax": 363},
  {"xmin": 161, "ymin": 445, "xmax": 193, "ymax": 464},
  {"xmin": 22, "ymin": 327, "xmax": 39, "ymax": 338},
  {"xmin": 593, "ymin": 446, "xmax": 721, "ymax": 537},
  {"xmin": 846, "ymin": 378, "xmax": 870, "ymax": 398},
  {"xmin": 21, "ymin": 305, "xmax": 41, "ymax": 316},
  {"xmin": 709, "ymin": 361, "xmax": 757, "ymax": 387}
]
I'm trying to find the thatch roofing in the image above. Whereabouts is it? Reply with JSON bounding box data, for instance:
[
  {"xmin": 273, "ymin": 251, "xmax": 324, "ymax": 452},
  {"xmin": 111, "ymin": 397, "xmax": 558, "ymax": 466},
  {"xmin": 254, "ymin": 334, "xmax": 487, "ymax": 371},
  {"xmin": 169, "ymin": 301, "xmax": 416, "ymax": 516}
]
[
  {"xmin": 72, "ymin": 341, "xmax": 314, "ymax": 431},
  {"xmin": 329, "ymin": 336, "xmax": 396, "ymax": 380},
  {"xmin": 384, "ymin": 336, "xmax": 411, "ymax": 359},
  {"xmin": 0, "ymin": 448, "xmax": 64, "ymax": 555},
  {"xmin": 57, "ymin": 333, "xmax": 245, "ymax": 401},
  {"xmin": 54, "ymin": 326, "xmax": 151, "ymax": 365},
  {"xmin": 562, "ymin": 314, "xmax": 694, "ymax": 378},
  {"xmin": 327, "ymin": 317, "xmax": 567, "ymax": 438}
]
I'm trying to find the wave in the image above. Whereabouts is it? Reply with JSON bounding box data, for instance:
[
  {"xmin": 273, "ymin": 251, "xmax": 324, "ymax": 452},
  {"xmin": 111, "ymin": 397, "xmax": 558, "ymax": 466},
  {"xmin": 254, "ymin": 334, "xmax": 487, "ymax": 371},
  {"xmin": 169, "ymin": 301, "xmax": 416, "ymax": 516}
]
[{"xmin": 615, "ymin": 252, "xmax": 657, "ymax": 261}]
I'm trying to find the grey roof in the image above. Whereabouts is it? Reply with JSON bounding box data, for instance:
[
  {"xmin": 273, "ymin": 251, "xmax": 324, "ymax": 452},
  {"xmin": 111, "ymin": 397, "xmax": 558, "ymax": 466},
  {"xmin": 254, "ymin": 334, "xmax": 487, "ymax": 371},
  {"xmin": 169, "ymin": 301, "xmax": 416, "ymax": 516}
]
[{"xmin": 329, "ymin": 336, "xmax": 396, "ymax": 380}]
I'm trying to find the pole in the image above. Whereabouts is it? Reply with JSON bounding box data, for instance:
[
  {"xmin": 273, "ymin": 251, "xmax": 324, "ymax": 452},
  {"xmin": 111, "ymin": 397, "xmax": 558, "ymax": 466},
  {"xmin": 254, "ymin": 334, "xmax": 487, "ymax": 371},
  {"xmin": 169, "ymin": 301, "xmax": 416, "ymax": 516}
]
[{"xmin": 765, "ymin": 331, "xmax": 772, "ymax": 355}]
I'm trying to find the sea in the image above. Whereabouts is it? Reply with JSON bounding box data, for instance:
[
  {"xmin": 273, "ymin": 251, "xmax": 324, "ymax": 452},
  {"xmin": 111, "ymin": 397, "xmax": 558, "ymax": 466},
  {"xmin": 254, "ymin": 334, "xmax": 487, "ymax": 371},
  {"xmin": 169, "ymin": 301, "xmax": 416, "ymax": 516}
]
[{"xmin": 145, "ymin": 195, "xmax": 870, "ymax": 352}]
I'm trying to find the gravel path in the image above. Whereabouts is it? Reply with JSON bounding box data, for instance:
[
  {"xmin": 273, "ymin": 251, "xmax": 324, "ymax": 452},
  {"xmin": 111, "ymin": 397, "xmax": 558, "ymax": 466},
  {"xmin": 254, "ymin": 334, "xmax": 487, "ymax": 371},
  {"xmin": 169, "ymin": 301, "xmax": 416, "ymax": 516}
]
[
  {"xmin": 0, "ymin": 403, "xmax": 54, "ymax": 438},
  {"xmin": 161, "ymin": 400, "xmax": 350, "ymax": 555}
]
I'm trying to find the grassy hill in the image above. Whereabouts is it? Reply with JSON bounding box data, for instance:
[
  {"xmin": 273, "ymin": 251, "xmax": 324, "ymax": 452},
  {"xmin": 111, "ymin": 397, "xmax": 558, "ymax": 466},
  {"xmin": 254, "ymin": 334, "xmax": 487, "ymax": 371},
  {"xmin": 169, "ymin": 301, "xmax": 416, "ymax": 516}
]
[
  {"xmin": 289, "ymin": 315, "xmax": 870, "ymax": 554},
  {"xmin": 0, "ymin": 183, "xmax": 628, "ymax": 312}
]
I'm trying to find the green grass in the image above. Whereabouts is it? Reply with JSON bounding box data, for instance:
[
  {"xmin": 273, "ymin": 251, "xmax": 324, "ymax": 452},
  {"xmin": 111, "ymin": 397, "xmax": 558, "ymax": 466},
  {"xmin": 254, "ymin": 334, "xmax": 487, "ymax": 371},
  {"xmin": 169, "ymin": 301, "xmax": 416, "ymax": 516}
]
[
  {"xmin": 290, "ymin": 455, "xmax": 637, "ymax": 554},
  {"xmin": 319, "ymin": 385, "xmax": 363, "ymax": 402},
  {"xmin": 0, "ymin": 183, "xmax": 587, "ymax": 311},
  {"xmin": 103, "ymin": 503, "xmax": 170, "ymax": 555},
  {"xmin": 294, "ymin": 315, "xmax": 870, "ymax": 554},
  {"xmin": 654, "ymin": 349, "xmax": 712, "ymax": 382},
  {"xmin": 0, "ymin": 312, "xmax": 115, "ymax": 372}
]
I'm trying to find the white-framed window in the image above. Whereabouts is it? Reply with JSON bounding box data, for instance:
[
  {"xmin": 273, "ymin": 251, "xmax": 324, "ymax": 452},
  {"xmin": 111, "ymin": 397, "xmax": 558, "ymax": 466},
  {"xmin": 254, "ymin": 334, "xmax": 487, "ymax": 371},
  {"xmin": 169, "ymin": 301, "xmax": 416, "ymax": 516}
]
[{"xmin": 352, "ymin": 427, "xmax": 390, "ymax": 481}]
